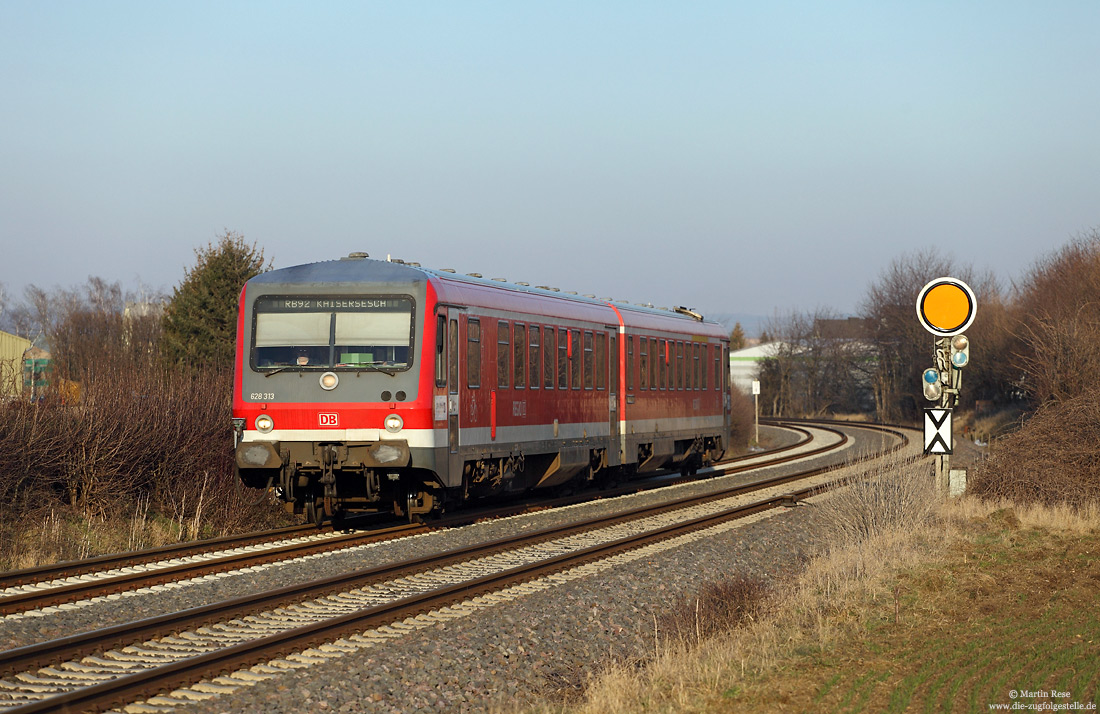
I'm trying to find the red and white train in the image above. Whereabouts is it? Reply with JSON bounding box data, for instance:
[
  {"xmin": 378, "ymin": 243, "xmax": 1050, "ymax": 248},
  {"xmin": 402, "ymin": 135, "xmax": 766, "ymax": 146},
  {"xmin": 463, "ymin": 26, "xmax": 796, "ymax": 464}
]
[{"xmin": 233, "ymin": 253, "xmax": 733, "ymax": 522}]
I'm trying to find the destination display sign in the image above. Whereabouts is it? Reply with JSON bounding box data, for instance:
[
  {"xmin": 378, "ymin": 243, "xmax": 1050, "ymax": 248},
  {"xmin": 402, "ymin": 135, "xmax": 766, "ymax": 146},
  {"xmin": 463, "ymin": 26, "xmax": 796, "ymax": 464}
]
[{"xmin": 255, "ymin": 295, "xmax": 412, "ymax": 313}]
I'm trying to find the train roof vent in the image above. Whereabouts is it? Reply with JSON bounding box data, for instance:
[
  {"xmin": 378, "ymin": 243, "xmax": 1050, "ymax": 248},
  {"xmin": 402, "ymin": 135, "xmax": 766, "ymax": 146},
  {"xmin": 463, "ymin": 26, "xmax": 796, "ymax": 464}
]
[
  {"xmin": 516, "ymin": 282, "xmax": 530, "ymax": 286},
  {"xmin": 408, "ymin": 262, "xmax": 421, "ymax": 267},
  {"xmin": 550, "ymin": 287, "xmax": 561, "ymax": 292},
  {"xmin": 583, "ymin": 293, "xmax": 596, "ymax": 298},
  {"xmin": 440, "ymin": 268, "xmax": 456, "ymax": 273},
  {"xmin": 467, "ymin": 272, "xmax": 483, "ymax": 278},
  {"xmin": 535, "ymin": 285, "xmax": 550, "ymax": 290},
  {"xmin": 675, "ymin": 306, "xmax": 705, "ymax": 321},
  {"xmin": 566, "ymin": 291, "xmax": 578, "ymax": 295},
  {"xmin": 342, "ymin": 251, "xmax": 369, "ymax": 260},
  {"xmin": 491, "ymin": 277, "xmax": 507, "ymax": 282}
]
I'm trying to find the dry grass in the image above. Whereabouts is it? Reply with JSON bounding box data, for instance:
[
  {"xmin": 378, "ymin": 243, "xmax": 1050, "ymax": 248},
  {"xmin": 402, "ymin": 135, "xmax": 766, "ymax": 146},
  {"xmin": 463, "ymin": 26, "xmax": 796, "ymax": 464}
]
[{"xmin": 522, "ymin": 456, "xmax": 1100, "ymax": 714}]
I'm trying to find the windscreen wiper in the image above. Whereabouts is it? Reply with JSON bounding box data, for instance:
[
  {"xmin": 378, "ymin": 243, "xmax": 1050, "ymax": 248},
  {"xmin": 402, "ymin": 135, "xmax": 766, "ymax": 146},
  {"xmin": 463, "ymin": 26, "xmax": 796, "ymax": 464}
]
[{"xmin": 354, "ymin": 362, "xmax": 399, "ymax": 377}]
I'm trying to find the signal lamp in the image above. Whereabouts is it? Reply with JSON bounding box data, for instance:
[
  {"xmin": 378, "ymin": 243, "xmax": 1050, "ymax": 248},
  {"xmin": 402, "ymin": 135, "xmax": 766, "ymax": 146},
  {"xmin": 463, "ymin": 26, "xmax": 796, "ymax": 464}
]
[
  {"xmin": 923, "ymin": 368, "xmax": 940, "ymax": 384},
  {"xmin": 923, "ymin": 380, "xmax": 943, "ymax": 401},
  {"xmin": 384, "ymin": 414, "xmax": 404, "ymax": 433},
  {"xmin": 950, "ymin": 333, "xmax": 970, "ymax": 369},
  {"xmin": 319, "ymin": 372, "xmax": 339, "ymax": 390}
]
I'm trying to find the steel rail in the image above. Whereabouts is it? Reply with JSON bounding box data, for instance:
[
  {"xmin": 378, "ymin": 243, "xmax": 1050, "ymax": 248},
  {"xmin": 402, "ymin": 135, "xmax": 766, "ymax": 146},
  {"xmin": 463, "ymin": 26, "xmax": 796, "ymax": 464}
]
[
  {"xmin": 0, "ymin": 422, "xmax": 882, "ymax": 680},
  {"xmin": 0, "ymin": 424, "xmax": 821, "ymax": 615},
  {"xmin": 6, "ymin": 458, "xmax": 885, "ymax": 714}
]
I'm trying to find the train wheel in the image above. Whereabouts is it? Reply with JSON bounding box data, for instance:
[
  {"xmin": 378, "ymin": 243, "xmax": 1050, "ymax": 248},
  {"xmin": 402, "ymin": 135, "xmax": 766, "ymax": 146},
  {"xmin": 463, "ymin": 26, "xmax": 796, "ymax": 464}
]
[{"xmin": 304, "ymin": 497, "xmax": 324, "ymax": 528}]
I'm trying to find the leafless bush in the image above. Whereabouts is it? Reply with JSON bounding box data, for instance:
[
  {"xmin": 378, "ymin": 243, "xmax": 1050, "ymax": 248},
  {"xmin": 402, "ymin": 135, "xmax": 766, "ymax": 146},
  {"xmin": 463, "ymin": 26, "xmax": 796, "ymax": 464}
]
[
  {"xmin": 968, "ymin": 386, "xmax": 1100, "ymax": 507},
  {"xmin": 729, "ymin": 387, "xmax": 755, "ymax": 448},
  {"xmin": 0, "ymin": 277, "xmax": 287, "ymax": 567},
  {"xmin": 1013, "ymin": 230, "xmax": 1100, "ymax": 405},
  {"xmin": 656, "ymin": 573, "xmax": 770, "ymax": 647},
  {"xmin": 818, "ymin": 453, "xmax": 938, "ymax": 547}
]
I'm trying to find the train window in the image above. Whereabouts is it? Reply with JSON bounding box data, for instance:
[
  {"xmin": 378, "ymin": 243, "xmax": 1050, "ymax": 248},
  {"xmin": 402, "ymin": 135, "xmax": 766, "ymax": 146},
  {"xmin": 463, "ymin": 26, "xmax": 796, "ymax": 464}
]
[
  {"xmin": 558, "ymin": 328, "xmax": 568, "ymax": 389},
  {"xmin": 434, "ymin": 314, "xmax": 446, "ymax": 387},
  {"xmin": 700, "ymin": 344, "xmax": 708, "ymax": 390},
  {"xmin": 448, "ymin": 319, "xmax": 459, "ymax": 391},
  {"xmin": 571, "ymin": 329, "xmax": 582, "ymax": 389},
  {"xmin": 608, "ymin": 334, "xmax": 617, "ymax": 392},
  {"xmin": 544, "ymin": 327, "xmax": 555, "ymax": 389},
  {"xmin": 626, "ymin": 335, "xmax": 635, "ymax": 391},
  {"xmin": 714, "ymin": 347, "xmax": 721, "ymax": 391},
  {"xmin": 529, "ymin": 326, "xmax": 540, "ymax": 389},
  {"xmin": 676, "ymin": 342, "xmax": 684, "ymax": 390},
  {"xmin": 658, "ymin": 339, "xmax": 667, "ymax": 389},
  {"xmin": 638, "ymin": 337, "xmax": 648, "ymax": 390},
  {"xmin": 693, "ymin": 343, "xmax": 700, "ymax": 390},
  {"xmin": 649, "ymin": 338, "xmax": 658, "ymax": 390},
  {"xmin": 514, "ymin": 324, "xmax": 526, "ymax": 389},
  {"xmin": 497, "ymin": 321, "xmax": 510, "ymax": 389},
  {"xmin": 724, "ymin": 345, "xmax": 730, "ymax": 390},
  {"xmin": 583, "ymin": 332, "xmax": 594, "ymax": 390},
  {"xmin": 594, "ymin": 333, "xmax": 606, "ymax": 390},
  {"xmin": 467, "ymin": 319, "xmax": 481, "ymax": 388},
  {"xmin": 253, "ymin": 295, "xmax": 414, "ymax": 372}
]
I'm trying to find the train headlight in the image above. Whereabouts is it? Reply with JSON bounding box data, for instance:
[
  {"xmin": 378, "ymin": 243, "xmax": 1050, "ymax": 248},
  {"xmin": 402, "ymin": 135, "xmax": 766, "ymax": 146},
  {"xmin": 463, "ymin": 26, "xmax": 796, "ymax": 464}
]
[
  {"xmin": 255, "ymin": 414, "xmax": 274, "ymax": 433},
  {"xmin": 319, "ymin": 372, "xmax": 339, "ymax": 390},
  {"xmin": 384, "ymin": 413, "xmax": 403, "ymax": 433}
]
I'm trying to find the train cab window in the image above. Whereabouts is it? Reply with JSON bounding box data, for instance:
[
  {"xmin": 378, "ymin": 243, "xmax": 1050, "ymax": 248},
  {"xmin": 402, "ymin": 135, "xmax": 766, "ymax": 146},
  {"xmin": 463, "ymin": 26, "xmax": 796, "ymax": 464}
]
[
  {"xmin": 544, "ymin": 327, "xmax": 556, "ymax": 389},
  {"xmin": 434, "ymin": 314, "xmax": 446, "ymax": 387},
  {"xmin": 701, "ymin": 344, "xmax": 708, "ymax": 390},
  {"xmin": 571, "ymin": 329, "xmax": 582, "ymax": 390},
  {"xmin": 514, "ymin": 324, "xmax": 526, "ymax": 389},
  {"xmin": 638, "ymin": 337, "xmax": 648, "ymax": 390},
  {"xmin": 608, "ymin": 334, "xmax": 617, "ymax": 392},
  {"xmin": 558, "ymin": 328, "xmax": 568, "ymax": 389},
  {"xmin": 529, "ymin": 326, "xmax": 540, "ymax": 389},
  {"xmin": 497, "ymin": 321, "xmax": 510, "ymax": 389},
  {"xmin": 252, "ymin": 295, "xmax": 414, "ymax": 372},
  {"xmin": 448, "ymin": 319, "xmax": 459, "ymax": 390},
  {"xmin": 626, "ymin": 335, "xmax": 635, "ymax": 391},
  {"xmin": 467, "ymin": 319, "xmax": 481, "ymax": 388}
]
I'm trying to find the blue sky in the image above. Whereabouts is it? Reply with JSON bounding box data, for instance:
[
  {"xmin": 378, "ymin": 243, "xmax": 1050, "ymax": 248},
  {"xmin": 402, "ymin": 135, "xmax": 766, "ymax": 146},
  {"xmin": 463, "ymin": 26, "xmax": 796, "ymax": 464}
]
[{"xmin": 2, "ymin": 2, "xmax": 1098, "ymax": 329}]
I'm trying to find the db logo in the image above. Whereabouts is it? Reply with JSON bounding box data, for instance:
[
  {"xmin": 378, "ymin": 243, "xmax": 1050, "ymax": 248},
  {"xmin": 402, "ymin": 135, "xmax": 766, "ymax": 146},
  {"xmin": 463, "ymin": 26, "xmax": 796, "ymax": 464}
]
[{"xmin": 318, "ymin": 413, "xmax": 339, "ymax": 427}]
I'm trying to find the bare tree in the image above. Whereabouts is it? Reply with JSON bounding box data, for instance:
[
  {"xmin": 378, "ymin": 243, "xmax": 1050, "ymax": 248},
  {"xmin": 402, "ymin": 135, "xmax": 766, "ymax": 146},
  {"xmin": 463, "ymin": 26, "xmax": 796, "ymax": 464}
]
[
  {"xmin": 1012, "ymin": 230, "xmax": 1100, "ymax": 404},
  {"xmin": 859, "ymin": 250, "xmax": 1000, "ymax": 421}
]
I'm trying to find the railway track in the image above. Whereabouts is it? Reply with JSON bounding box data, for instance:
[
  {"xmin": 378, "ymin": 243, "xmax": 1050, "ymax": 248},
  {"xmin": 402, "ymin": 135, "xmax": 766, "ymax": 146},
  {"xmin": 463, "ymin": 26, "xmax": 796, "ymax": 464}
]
[
  {"xmin": 0, "ymin": 421, "xmax": 912, "ymax": 712},
  {"xmin": 0, "ymin": 423, "xmax": 827, "ymax": 618}
]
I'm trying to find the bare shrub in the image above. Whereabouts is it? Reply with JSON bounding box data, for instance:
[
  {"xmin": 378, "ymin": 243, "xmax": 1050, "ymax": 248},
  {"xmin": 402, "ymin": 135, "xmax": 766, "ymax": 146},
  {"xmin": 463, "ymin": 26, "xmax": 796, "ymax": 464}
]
[
  {"xmin": 1013, "ymin": 230, "xmax": 1100, "ymax": 405},
  {"xmin": 656, "ymin": 573, "xmax": 770, "ymax": 647},
  {"xmin": 968, "ymin": 386, "xmax": 1100, "ymax": 507},
  {"xmin": 817, "ymin": 452, "xmax": 938, "ymax": 548},
  {"xmin": 729, "ymin": 387, "xmax": 755, "ymax": 448}
]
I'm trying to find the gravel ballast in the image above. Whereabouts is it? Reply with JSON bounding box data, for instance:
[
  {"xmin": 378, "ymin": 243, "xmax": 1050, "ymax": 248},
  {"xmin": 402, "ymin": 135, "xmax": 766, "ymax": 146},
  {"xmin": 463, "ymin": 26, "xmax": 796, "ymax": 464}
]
[{"xmin": 1, "ymin": 424, "xmax": 912, "ymax": 712}]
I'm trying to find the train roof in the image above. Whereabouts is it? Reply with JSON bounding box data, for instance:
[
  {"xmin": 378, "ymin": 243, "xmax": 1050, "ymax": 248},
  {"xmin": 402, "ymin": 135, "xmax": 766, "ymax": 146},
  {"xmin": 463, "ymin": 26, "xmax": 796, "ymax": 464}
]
[{"xmin": 248, "ymin": 254, "xmax": 727, "ymax": 337}]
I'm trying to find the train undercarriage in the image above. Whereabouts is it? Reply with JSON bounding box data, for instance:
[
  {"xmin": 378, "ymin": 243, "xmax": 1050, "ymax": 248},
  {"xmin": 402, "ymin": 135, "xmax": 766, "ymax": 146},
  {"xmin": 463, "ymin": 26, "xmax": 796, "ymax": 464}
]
[{"xmin": 236, "ymin": 435, "xmax": 726, "ymax": 525}]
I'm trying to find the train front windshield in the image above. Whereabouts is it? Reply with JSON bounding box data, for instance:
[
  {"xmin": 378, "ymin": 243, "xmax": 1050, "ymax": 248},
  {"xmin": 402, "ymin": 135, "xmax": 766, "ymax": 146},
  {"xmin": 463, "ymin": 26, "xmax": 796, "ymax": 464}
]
[{"xmin": 251, "ymin": 296, "xmax": 414, "ymax": 371}]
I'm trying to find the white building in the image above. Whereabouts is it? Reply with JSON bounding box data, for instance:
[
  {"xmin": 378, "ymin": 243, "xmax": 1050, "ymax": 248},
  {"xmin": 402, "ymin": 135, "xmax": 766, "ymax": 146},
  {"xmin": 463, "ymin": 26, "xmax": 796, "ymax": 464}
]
[{"xmin": 729, "ymin": 342, "xmax": 785, "ymax": 394}]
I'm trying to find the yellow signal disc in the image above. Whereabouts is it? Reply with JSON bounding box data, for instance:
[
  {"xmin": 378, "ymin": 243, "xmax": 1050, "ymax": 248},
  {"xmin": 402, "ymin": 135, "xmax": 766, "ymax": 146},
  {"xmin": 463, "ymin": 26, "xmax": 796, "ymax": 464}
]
[{"xmin": 916, "ymin": 278, "xmax": 976, "ymax": 336}]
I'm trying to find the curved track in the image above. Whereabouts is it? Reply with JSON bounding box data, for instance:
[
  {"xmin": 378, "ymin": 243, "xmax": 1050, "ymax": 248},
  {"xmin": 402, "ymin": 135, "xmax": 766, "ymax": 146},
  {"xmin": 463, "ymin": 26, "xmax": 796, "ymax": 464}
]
[{"xmin": 0, "ymin": 420, "xmax": 914, "ymax": 713}]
